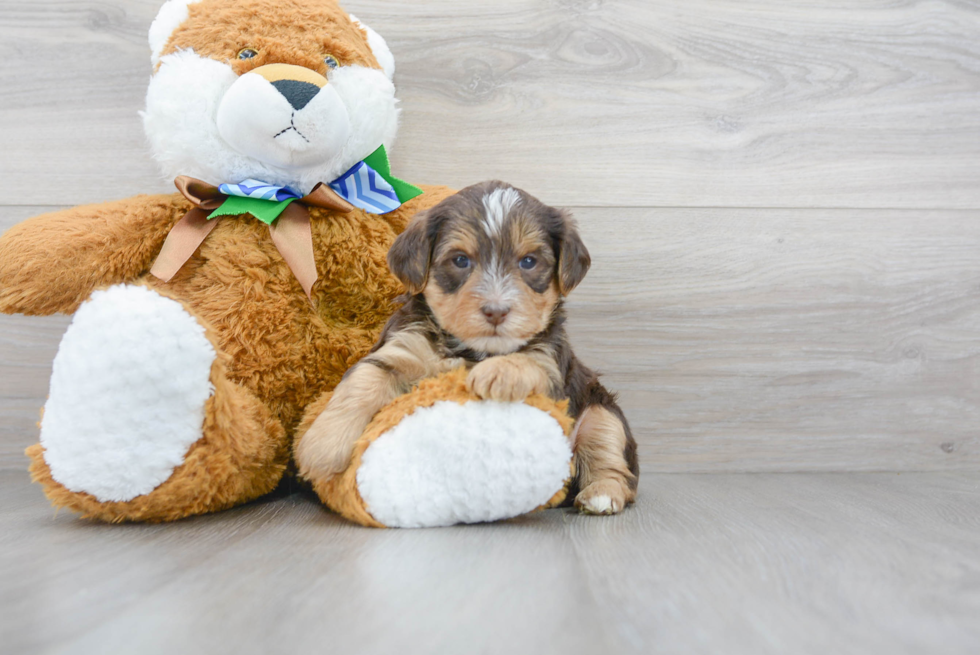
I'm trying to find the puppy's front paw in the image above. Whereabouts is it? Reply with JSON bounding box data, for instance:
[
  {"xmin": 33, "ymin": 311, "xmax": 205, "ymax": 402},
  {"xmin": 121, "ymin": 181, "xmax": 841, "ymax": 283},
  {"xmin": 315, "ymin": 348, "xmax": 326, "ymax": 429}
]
[
  {"xmin": 574, "ymin": 479, "xmax": 630, "ymax": 515},
  {"xmin": 295, "ymin": 415, "xmax": 358, "ymax": 484},
  {"xmin": 466, "ymin": 356, "xmax": 546, "ymax": 402}
]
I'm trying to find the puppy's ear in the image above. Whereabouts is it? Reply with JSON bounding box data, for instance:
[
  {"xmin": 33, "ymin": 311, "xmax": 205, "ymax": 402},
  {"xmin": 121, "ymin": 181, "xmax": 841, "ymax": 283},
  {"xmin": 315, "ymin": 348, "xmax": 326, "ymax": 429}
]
[
  {"xmin": 556, "ymin": 210, "xmax": 591, "ymax": 295},
  {"xmin": 388, "ymin": 209, "xmax": 434, "ymax": 294}
]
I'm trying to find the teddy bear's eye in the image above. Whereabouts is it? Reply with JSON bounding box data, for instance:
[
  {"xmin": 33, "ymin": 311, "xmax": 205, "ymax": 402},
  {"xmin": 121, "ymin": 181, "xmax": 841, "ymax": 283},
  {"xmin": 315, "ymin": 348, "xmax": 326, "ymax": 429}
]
[
  {"xmin": 237, "ymin": 48, "xmax": 258, "ymax": 60},
  {"xmin": 323, "ymin": 54, "xmax": 340, "ymax": 70}
]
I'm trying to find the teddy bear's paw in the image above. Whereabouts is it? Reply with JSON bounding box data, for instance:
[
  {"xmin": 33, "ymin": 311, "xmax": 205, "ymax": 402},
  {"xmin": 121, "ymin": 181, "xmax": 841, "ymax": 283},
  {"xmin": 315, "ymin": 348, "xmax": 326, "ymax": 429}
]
[
  {"xmin": 574, "ymin": 479, "xmax": 631, "ymax": 515},
  {"xmin": 356, "ymin": 400, "xmax": 573, "ymax": 528},
  {"xmin": 39, "ymin": 284, "xmax": 216, "ymax": 503}
]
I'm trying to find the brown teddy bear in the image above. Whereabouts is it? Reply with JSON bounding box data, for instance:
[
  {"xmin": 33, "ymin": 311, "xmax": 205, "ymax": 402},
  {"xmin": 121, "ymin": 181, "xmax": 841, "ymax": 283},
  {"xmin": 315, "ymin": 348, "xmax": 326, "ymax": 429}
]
[
  {"xmin": 0, "ymin": 0, "xmax": 457, "ymax": 522},
  {"xmin": 1, "ymin": 0, "xmax": 580, "ymax": 527}
]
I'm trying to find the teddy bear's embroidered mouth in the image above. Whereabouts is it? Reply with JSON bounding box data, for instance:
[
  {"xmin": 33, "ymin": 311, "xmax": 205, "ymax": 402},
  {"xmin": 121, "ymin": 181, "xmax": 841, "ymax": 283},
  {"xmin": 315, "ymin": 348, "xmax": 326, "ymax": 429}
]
[{"xmin": 273, "ymin": 114, "xmax": 311, "ymax": 144}]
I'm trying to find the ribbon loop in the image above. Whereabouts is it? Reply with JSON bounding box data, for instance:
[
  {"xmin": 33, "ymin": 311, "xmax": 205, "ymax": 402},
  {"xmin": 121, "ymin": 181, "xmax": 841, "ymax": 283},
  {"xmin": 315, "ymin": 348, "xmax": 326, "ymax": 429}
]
[{"xmin": 174, "ymin": 176, "xmax": 225, "ymax": 211}]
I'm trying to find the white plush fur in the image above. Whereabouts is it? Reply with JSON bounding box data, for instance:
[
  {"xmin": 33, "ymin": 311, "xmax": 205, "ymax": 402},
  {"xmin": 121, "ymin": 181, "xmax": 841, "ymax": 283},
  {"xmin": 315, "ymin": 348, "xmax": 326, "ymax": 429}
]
[
  {"xmin": 216, "ymin": 71, "xmax": 352, "ymax": 170},
  {"xmin": 40, "ymin": 285, "xmax": 216, "ymax": 503},
  {"xmin": 356, "ymin": 401, "xmax": 573, "ymax": 528},
  {"xmin": 349, "ymin": 14, "xmax": 395, "ymax": 80},
  {"xmin": 149, "ymin": 0, "xmax": 201, "ymax": 66},
  {"xmin": 143, "ymin": 2, "xmax": 401, "ymax": 194},
  {"xmin": 143, "ymin": 52, "xmax": 399, "ymax": 193}
]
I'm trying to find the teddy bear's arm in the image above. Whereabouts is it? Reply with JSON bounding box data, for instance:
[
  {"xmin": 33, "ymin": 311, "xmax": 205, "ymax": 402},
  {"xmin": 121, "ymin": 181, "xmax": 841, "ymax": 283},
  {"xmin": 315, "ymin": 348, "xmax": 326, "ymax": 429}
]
[
  {"xmin": 0, "ymin": 194, "xmax": 184, "ymax": 316},
  {"xmin": 382, "ymin": 185, "xmax": 457, "ymax": 234}
]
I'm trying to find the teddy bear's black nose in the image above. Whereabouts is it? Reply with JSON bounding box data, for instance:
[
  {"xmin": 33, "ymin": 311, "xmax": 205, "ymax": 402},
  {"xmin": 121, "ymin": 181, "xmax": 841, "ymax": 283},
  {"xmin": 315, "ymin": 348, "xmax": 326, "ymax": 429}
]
[{"xmin": 271, "ymin": 79, "xmax": 321, "ymax": 111}]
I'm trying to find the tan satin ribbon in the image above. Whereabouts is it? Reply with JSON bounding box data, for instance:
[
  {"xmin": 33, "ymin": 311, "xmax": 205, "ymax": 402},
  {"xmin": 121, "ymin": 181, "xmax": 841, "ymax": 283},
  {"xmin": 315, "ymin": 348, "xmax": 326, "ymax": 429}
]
[{"xmin": 150, "ymin": 176, "xmax": 354, "ymax": 304}]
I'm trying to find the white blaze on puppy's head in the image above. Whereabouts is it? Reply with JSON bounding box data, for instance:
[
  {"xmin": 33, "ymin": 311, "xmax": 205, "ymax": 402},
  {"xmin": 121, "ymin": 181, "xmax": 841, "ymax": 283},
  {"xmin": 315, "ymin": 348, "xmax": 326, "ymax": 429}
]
[
  {"xmin": 481, "ymin": 187, "xmax": 522, "ymax": 238},
  {"xmin": 142, "ymin": 0, "xmax": 399, "ymax": 194}
]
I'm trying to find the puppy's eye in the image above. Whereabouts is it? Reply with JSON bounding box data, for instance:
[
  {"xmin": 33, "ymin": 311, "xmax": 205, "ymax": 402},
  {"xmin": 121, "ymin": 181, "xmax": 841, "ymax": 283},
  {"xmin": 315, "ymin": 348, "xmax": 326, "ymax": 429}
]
[
  {"xmin": 519, "ymin": 255, "xmax": 538, "ymax": 270},
  {"xmin": 324, "ymin": 54, "xmax": 340, "ymax": 69},
  {"xmin": 452, "ymin": 255, "xmax": 471, "ymax": 269},
  {"xmin": 238, "ymin": 48, "xmax": 258, "ymax": 60}
]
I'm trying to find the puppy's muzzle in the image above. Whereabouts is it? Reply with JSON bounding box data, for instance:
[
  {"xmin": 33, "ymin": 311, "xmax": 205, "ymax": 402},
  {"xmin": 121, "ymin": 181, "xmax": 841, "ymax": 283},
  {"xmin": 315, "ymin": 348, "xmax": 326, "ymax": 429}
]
[{"xmin": 252, "ymin": 63, "xmax": 328, "ymax": 111}]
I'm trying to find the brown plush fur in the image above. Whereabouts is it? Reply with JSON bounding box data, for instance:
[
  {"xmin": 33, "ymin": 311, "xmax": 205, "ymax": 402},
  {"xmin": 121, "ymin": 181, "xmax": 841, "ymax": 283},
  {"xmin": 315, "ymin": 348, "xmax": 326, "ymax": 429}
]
[
  {"xmin": 5, "ymin": 186, "xmax": 454, "ymax": 522},
  {"xmin": 160, "ymin": 0, "xmax": 381, "ymax": 74},
  {"xmin": 0, "ymin": 196, "xmax": 187, "ymax": 316},
  {"xmin": 293, "ymin": 368, "xmax": 575, "ymax": 527}
]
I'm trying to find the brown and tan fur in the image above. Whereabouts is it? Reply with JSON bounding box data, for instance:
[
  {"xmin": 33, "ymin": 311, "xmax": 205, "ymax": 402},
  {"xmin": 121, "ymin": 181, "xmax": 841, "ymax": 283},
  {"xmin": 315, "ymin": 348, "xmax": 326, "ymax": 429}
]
[
  {"xmin": 297, "ymin": 181, "xmax": 639, "ymax": 514},
  {"xmin": 0, "ymin": 0, "xmax": 457, "ymax": 522}
]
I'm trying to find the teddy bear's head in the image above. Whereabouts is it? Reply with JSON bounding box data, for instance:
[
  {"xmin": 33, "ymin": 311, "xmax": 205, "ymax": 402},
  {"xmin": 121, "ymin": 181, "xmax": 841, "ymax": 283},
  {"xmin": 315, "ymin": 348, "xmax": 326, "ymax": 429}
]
[{"xmin": 143, "ymin": 0, "xmax": 398, "ymax": 195}]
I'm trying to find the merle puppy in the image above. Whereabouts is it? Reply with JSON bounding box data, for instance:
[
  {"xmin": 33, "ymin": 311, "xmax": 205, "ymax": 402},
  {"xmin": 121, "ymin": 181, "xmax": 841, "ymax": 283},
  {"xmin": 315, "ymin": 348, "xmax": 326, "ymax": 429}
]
[{"xmin": 297, "ymin": 181, "xmax": 639, "ymax": 514}]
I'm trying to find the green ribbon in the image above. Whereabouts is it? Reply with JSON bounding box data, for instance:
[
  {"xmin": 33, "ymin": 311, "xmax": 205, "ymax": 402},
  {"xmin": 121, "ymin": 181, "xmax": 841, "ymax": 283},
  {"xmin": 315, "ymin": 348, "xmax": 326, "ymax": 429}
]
[
  {"xmin": 208, "ymin": 195, "xmax": 297, "ymax": 225},
  {"xmin": 362, "ymin": 145, "xmax": 424, "ymax": 205}
]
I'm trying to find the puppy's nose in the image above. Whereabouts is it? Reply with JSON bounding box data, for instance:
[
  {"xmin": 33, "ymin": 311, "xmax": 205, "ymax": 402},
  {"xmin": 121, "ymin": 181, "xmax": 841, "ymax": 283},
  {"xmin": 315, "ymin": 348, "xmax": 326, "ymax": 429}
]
[
  {"xmin": 271, "ymin": 79, "xmax": 320, "ymax": 111},
  {"xmin": 481, "ymin": 305, "xmax": 510, "ymax": 326}
]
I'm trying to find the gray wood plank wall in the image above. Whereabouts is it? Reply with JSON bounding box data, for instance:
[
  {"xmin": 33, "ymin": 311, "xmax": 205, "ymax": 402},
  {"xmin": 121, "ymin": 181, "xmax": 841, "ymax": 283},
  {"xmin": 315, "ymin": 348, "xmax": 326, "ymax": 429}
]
[{"xmin": 1, "ymin": 0, "xmax": 978, "ymax": 472}]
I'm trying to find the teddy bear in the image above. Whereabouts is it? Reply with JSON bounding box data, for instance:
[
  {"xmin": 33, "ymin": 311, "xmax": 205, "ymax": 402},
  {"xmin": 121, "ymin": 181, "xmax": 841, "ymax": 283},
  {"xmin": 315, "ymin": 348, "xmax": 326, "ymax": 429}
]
[{"xmin": 0, "ymin": 0, "xmax": 577, "ymax": 526}]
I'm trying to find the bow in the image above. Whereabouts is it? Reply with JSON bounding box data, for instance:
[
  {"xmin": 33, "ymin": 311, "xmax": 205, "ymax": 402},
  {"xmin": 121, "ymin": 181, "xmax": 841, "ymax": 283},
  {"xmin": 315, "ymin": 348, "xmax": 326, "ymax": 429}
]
[
  {"xmin": 149, "ymin": 177, "xmax": 353, "ymax": 304},
  {"xmin": 148, "ymin": 146, "xmax": 423, "ymax": 305}
]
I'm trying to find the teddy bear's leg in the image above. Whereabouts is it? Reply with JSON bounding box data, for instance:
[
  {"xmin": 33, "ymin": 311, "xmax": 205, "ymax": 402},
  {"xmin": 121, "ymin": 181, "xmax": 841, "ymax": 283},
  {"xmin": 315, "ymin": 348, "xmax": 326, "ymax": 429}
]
[{"xmin": 25, "ymin": 284, "xmax": 288, "ymax": 522}]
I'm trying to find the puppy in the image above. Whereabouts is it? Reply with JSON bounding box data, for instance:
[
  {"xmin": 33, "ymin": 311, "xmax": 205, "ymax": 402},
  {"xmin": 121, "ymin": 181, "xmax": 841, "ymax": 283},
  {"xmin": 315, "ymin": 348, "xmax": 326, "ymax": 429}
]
[{"xmin": 296, "ymin": 181, "xmax": 639, "ymax": 514}]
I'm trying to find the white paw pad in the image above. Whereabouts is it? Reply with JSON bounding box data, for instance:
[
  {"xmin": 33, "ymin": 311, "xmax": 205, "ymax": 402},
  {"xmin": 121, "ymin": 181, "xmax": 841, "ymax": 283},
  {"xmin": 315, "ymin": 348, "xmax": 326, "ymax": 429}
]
[
  {"xmin": 40, "ymin": 284, "xmax": 215, "ymax": 502},
  {"xmin": 356, "ymin": 400, "xmax": 573, "ymax": 528}
]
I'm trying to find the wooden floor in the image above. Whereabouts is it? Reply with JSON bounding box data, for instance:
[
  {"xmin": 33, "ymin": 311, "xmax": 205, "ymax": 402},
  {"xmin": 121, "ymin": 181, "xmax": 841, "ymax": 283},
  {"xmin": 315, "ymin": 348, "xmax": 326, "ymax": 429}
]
[
  {"xmin": 2, "ymin": 1, "xmax": 980, "ymax": 653},
  {"xmin": 1, "ymin": 471, "xmax": 979, "ymax": 655}
]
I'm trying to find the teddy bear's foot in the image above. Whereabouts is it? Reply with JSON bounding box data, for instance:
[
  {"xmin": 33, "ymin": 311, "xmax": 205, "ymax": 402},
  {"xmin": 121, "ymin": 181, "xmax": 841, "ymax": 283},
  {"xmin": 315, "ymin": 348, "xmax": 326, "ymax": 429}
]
[
  {"xmin": 27, "ymin": 284, "xmax": 288, "ymax": 522},
  {"xmin": 352, "ymin": 400, "xmax": 574, "ymax": 528}
]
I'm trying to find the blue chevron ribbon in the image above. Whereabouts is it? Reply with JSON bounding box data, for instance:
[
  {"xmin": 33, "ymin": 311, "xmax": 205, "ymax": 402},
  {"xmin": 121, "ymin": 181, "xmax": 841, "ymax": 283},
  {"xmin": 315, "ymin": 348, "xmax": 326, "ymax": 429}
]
[
  {"xmin": 214, "ymin": 146, "xmax": 423, "ymax": 219},
  {"xmin": 218, "ymin": 179, "xmax": 303, "ymax": 202},
  {"xmin": 330, "ymin": 161, "xmax": 401, "ymax": 214}
]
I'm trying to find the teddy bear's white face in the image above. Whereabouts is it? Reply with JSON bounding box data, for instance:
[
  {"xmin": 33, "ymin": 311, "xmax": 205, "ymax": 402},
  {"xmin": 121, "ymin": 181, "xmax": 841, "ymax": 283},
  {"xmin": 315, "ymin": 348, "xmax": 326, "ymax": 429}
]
[{"xmin": 143, "ymin": 0, "xmax": 399, "ymax": 195}]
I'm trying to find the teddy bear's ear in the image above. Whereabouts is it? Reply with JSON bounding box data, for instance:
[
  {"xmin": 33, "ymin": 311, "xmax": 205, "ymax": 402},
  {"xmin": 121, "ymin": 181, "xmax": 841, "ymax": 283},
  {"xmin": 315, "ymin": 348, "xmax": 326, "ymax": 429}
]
[
  {"xmin": 349, "ymin": 14, "xmax": 395, "ymax": 81},
  {"xmin": 555, "ymin": 209, "xmax": 591, "ymax": 296},
  {"xmin": 388, "ymin": 210, "xmax": 434, "ymax": 295},
  {"xmin": 149, "ymin": 0, "xmax": 201, "ymax": 66}
]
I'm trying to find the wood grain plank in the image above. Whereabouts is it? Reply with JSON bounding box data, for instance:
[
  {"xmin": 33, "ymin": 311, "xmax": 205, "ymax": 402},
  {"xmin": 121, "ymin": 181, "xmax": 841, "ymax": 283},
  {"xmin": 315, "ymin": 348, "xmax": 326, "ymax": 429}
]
[
  {"xmin": 0, "ymin": 1, "xmax": 173, "ymax": 203},
  {"xmin": 0, "ymin": 470, "xmax": 619, "ymax": 655},
  {"xmin": 376, "ymin": 0, "xmax": 980, "ymax": 208},
  {"xmin": 0, "ymin": 311, "xmax": 68, "ymax": 470},
  {"xmin": 566, "ymin": 472, "xmax": 980, "ymax": 655},
  {"xmin": 566, "ymin": 206, "xmax": 980, "ymax": 472},
  {"xmin": 0, "ymin": 473, "xmax": 316, "ymax": 654},
  {"xmin": 3, "ymin": 206, "xmax": 979, "ymax": 472},
  {"xmin": 1, "ymin": 1, "xmax": 979, "ymax": 208},
  {"xmin": 2, "ymin": 473, "xmax": 978, "ymax": 654}
]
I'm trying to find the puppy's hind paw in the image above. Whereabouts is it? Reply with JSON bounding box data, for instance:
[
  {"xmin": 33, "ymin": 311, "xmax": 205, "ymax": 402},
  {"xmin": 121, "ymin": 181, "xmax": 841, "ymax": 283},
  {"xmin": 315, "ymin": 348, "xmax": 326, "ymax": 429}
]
[{"xmin": 574, "ymin": 479, "xmax": 631, "ymax": 515}]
